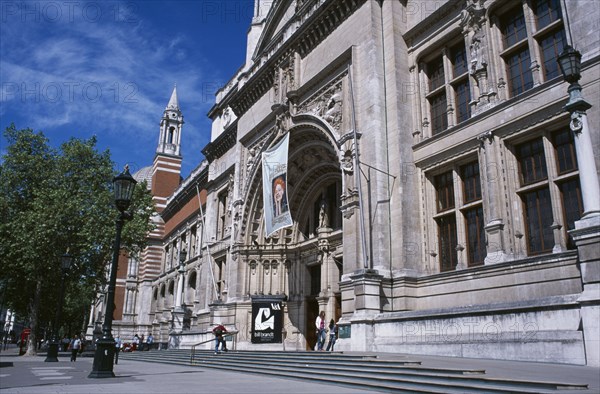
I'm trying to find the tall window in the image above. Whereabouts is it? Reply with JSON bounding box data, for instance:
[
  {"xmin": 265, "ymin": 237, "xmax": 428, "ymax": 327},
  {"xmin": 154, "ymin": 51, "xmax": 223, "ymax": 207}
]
[
  {"xmin": 427, "ymin": 57, "xmax": 448, "ymax": 135},
  {"xmin": 437, "ymin": 215, "xmax": 458, "ymax": 271},
  {"xmin": 534, "ymin": 0, "xmax": 566, "ymax": 79},
  {"xmin": 451, "ymin": 43, "xmax": 471, "ymax": 123},
  {"xmin": 432, "ymin": 161, "xmax": 484, "ymax": 271},
  {"xmin": 514, "ymin": 131, "xmax": 581, "ymax": 255},
  {"xmin": 217, "ymin": 190, "xmax": 229, "ymax": 238},
  {"xmin": 517, "ymin": 138, "xmax": 547, "ymax": 185},
  {"xmin": 422, "ymin": 40, "xmax": 471, "ymax": 137},
  {"xmin": 497, "ymin": 1, "xmax": 566, "ymax": 97},
  {"xmin": 461, "ymin": 162, "xmax": 485, "ymax": 266},
  {"xmin": 553, "ymin": 130, "xmax": 582, "ymax": 248}
]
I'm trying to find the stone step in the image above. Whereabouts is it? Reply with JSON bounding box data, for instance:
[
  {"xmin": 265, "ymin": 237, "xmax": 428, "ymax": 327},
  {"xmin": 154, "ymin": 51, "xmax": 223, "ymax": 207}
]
[{"xmin": 120, "ymin": 350, "xmax": 589, "ymax": 393}]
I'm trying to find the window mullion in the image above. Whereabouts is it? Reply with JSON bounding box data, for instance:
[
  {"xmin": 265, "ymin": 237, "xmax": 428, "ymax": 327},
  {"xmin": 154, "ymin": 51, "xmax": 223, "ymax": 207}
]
[
  {"xmin": 543, "ymin": 134, "xmax": 566, "ymax": 251},
  {"xmin": 418, "ymin": 62, "xmax": 430, "ymax": 138},
  {"xmin": 442, "ymin": 48, "xmax": 455, "ymax": 128},
  {"xmin": 453, "ymin": 167, "xmax": 467, "ymax": 268},
  {"xmin": 522, "ymin": 1, "xmax": 543, "ymax": 86}
]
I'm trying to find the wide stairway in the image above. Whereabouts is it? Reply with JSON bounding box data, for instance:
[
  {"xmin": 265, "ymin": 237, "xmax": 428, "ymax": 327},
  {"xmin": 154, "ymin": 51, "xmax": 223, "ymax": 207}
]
[{"xmin": 120, "ymin": 349, "xmax": 590, "ymax": 393}]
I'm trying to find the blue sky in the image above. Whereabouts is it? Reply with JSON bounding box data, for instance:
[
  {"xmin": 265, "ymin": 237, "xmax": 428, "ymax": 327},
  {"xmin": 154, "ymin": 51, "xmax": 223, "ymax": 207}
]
[{"xmin": 0, "ymin": 0, "xmax": 254, "ymax": 178}]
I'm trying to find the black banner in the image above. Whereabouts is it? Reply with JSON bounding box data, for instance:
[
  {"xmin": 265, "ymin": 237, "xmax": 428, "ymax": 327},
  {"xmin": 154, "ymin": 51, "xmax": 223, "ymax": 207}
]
[{"xmin": 251, "ymin": 295, "xmax": 284, "ymax": 344}]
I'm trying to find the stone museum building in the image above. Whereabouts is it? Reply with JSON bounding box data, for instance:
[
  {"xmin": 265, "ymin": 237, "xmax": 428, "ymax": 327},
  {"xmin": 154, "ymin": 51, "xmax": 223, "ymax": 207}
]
[{"xmin": 87, "ymin": 0, "xmax": 600, "ymax": 366}]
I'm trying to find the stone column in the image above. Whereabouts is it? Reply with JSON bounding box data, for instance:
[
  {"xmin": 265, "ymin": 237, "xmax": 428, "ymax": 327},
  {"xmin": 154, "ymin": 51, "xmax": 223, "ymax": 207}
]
[
  {"xmin": 569, "ymin": 111, "xmax": 600, "ymax": 220},
  {"xmin": 171, "ymin": 265, "xmax": 186, "ymax": 335},
  {"xmin": 174, "ymin": 267, "xmax": 185, "ymax": 310},
  {"xmin": 566, "ymin": 93, "xmax": 600, "ymax": 367},
  {"xmin": 478, "ymin": 131, "xmax": 508, "ymax": 264}
]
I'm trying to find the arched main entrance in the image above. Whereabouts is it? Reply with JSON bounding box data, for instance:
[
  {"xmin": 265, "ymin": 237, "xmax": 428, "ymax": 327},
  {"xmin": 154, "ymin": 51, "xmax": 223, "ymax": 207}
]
[{"xmin": 240, "ymin": 119, "xmax": 343, "ymax": 350}]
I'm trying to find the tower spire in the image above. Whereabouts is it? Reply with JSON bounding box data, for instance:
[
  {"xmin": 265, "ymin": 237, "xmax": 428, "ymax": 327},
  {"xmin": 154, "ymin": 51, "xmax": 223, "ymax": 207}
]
[
  {"xmin": 156, "ymin": 86, "xmax": 184, "ymax": 157},
  {"xmin": 166, "ymin": 84, "xmax": 179, "ymax": 110}
]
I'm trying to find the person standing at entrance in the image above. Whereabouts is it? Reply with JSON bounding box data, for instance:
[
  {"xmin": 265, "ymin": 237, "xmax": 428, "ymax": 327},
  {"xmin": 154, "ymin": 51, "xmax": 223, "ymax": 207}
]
[
  {"xmin": 326, "ymin": 319, "xmax": 338, "ymax": 351},
  {"xmin": 315, "ymin": 311, "xmax": 327, "ymax": 351},
  {"xmin": 70, "ymin": 335, "xmax": 81, "ymax": 362}
]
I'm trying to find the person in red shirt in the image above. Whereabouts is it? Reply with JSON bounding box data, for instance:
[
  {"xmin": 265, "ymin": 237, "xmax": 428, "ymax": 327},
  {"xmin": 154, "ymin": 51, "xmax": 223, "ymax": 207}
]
[{"xmin": 212, "ymin": 323, "xmax": 228, "ymax": 354}]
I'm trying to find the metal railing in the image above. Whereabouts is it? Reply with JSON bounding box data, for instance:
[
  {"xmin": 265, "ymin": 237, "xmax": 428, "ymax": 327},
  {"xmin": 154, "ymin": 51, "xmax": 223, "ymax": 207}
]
[{"xmin": 190, "ymin": 332, "xmax": 237, "ymax": 365}]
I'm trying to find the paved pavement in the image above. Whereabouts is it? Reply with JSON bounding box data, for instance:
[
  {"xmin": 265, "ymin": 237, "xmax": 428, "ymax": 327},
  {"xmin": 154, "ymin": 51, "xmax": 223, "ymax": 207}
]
[
  {"xmin": 0, "ymin": 345, "xmax": 366, "ymax": 394},
  {"xmin": 1, "ymin": 344, "xmax": 599, "ymax": 394}
]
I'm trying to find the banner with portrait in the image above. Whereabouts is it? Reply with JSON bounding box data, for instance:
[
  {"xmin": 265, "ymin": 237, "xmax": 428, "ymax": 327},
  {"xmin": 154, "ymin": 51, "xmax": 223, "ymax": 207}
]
[{"xmin": 262, "ymin": 133, "xmax": 293, "ymax": 238}]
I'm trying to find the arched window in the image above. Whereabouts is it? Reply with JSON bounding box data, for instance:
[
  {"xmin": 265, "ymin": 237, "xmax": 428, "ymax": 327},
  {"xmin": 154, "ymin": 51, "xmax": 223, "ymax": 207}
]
[
  {"xmin": 188, "ymin": 271, "xmax": 197, "ymax": 289},
  {"xmin": 168, "ymin": 126, "xmax": 175, "ymax": 144}
]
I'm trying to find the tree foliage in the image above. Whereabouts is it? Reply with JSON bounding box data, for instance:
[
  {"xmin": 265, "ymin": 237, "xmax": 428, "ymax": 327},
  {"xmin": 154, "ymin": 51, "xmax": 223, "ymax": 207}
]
[{"xmin": 0, "ymin": 124, "xmax": 155, "ymax": 355}]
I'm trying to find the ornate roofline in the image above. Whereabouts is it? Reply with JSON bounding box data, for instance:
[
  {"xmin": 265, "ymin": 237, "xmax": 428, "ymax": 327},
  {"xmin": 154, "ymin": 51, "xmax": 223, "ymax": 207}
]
[
  {"xmin": 229, "ymin": 0, "xmax": 364, "ymax": 117},
  {"xmin": 201, "ymin": 122, "xmax": 238, "ymax": 162}
]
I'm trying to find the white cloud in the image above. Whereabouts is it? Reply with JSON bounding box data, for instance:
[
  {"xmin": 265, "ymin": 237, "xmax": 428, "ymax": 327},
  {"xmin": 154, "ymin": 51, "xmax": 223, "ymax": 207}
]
[{"xmin": 0, "ymin": 1, "xmax": 219, "ymax": 177}]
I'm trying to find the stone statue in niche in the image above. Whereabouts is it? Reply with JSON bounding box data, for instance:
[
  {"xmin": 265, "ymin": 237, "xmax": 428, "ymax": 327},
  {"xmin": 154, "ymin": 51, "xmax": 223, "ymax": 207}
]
[
  {"xmin": 246, "ymin": 147, "xmax": 257, "ymax": 174},
  {"xmin": 470, "ymin": 25, "xmax": 487, "ymax": 74},
  {"xmin": 340, "ymin": 149, "xmax": 355, "ymax": 193},
  {"xmin": 276, "ymin": 64, "xmax": 293, "ymax": 104},
  {"xmin": 318, "ymin": 198, "xmax": 329, "ymax": 228}
]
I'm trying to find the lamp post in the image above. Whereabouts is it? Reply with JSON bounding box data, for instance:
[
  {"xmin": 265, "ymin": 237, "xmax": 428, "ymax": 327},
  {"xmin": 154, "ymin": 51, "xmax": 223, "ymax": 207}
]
[
  {"xmin": 45, "ymin": 252, "xmax": 73, "ymax": 362},
  {"xmin": 89, "ymin": 166, "xmax": 136, "ymax": 378},
  {"xmin": 557, "ymin": 45, "xmax": 600, "ymax": 220}
]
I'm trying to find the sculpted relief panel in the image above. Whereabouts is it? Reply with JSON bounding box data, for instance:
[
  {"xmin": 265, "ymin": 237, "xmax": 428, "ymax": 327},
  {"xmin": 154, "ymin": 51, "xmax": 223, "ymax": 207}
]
[{"xmin": 299, "ymin": 76, "xmax": 345, "ymax": 133}]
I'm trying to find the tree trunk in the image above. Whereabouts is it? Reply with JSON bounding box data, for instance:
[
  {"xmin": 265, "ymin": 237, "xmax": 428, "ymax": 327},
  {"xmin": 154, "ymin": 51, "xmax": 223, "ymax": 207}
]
[{"xmin": 25, "ymin": 280, "xmax": 42, "ymax": 356}]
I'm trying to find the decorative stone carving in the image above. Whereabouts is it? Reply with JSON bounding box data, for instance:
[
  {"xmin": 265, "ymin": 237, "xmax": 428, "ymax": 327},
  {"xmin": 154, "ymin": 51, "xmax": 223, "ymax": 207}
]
[
  {"xmin": 339, "ymin": 141, "xmax": 359, "ymax": 219},
  {"xmin": 460, "ymin": 0, "xmax": 497, "ymax": 112},
  {"xmin": 299, "ymin": 77, "xmax": 344, "ymax": 132},
  {"xmin": 318, "ymin": 198, "xmax": 329, "ymax": 229},
  {"xmin": 469, "ymin": 24, "xmax": 487, "ymax": 75},
  {"xmin": 340, "ymin": 148, "xmax": 355, "ymax": 194},
  {"xmin": 570, "ymin": 111, "xmax": 585, "ymax": 134},
  {"xmin": 246, "ymin": 147, "xmax": 257, "ymax": 174},
  {"xmin": 243, "ymin": 133, "xmax": 272, "ymax": 195},
  {"xmin": 222, "ymin": 107, "xmax": 232, "ymax": 129},
  {"xmin": 274, "ymin": 56, "xmax": 295, "ymax": 105}
]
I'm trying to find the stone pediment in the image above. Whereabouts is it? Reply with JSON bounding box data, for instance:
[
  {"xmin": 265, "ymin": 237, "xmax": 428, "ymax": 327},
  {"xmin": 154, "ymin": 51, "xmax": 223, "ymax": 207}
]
[{"xmin": 252, "ymin": 0, "xmax": 298, "ymax": 61}]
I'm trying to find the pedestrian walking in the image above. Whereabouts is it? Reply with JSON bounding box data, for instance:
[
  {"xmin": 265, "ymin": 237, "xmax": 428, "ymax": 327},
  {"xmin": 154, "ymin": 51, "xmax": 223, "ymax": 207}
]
[
  {"xmin": 146, "ymin": 333, "xmax": 154, "ymax": 351},
  {"xmin": 70, "ymin": 335, "xmax": 81, "ymax": 362},
  {"xmin": 114, "ymin": 336, "xmax": 122, "ymax": 364},
  {"xmin": 212, "ymin": 323, "xmax": 228, "ymax": 354},
  {"xmin": 326, "ymin": 319, "xmax": 338, "ymax": 351}
]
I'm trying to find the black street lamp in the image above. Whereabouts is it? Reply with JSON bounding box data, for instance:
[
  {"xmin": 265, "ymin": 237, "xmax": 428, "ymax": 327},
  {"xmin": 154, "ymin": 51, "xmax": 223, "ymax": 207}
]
[
  {"xmin": 557, "ymin": 45, "xmax": 589, "ymax": 109},
  {"xmin": 44, "ymin": 252, "xmax": 73, "ymax": 362},
  {"xmin": 556, "ymin": 44, "xmax": 599, "ymax": 220},
  {"xmin": 89, "ymin": 165, "xmax": 136, "ymax": 378}
]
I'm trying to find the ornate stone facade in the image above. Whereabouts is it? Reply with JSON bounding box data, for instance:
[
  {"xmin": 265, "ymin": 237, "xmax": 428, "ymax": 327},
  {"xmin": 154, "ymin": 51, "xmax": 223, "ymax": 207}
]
[{"xmin": 97, "ymin": 0, "xmax": 599, "ymax": 366}]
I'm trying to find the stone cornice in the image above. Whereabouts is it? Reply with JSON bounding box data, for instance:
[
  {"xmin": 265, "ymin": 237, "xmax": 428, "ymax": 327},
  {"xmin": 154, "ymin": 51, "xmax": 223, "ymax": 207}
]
[
  {"xmin": 403, "ymin": 0, "xmax": 464, "ymax": 47},
  {"xmin": 201, "ymin": 123, "xmax": 238, "ymax": 162}
]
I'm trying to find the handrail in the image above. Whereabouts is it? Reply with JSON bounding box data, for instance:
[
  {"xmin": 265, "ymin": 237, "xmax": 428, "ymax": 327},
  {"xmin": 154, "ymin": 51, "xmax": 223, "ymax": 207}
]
[{"xmin": 190, "ymin": 332, "xmax": 238, "ymax": 365}]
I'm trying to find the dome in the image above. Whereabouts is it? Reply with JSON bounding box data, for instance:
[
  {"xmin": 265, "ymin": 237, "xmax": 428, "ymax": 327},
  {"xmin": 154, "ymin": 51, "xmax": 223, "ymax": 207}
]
[{"xmin": 133, "ymin": 166, "xmax": 153, "ymax": 190}]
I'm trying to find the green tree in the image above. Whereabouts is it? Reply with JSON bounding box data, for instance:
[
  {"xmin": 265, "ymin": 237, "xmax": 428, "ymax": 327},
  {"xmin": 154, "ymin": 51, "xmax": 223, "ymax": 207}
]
[{"xmin": 0, "ymin": 124, "xmax": 155, "ymax": 355}]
